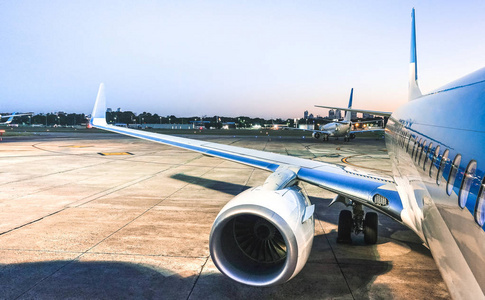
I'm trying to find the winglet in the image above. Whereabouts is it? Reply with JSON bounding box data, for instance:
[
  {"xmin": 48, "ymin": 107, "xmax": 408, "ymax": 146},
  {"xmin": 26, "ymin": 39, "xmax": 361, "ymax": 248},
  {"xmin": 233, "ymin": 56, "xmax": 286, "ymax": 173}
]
[
  {"xmin": 90, "ymin": 83, "xmax": 107, "ymax": 127},
  {"xmin": 409, "ymin": 8, "xmax": 422, "ymax": 101},
  {"xmin": 344, "ymin": 88, "xmax": 353, "ymax": 122}
]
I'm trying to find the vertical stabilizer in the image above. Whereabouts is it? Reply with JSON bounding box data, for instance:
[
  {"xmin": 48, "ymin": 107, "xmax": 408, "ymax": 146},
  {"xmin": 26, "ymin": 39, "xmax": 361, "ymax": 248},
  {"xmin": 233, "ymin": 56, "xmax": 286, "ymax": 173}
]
[
  {"xmin": 409, "ymin": 8, "xmax": 422, "ymax": 101},
  {"xmin": 5, "ymin": 112, "xmax": 16, "ymax": 124},
  {"xmin": 344, "ymin": 88, "xmax": 353, "ymax": 122},
  {"xmin": 90, "ymin": 83, "xmax": 107, "ymax": 126}
]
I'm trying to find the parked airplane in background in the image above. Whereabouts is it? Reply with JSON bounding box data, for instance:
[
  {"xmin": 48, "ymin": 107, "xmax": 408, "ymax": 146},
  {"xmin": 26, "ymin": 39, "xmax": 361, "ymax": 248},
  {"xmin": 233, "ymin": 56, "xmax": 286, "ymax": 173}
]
[
  {"xmin": 0, "ymin": 112, "xmax": 31, "ymax": 125},
  {"xmin": 89, "ymin": 9, "xmax": 484, "ymax": 298},
  {"xmin": 291, "ymin": 88, "xmax": 384, "ymax": 141}
]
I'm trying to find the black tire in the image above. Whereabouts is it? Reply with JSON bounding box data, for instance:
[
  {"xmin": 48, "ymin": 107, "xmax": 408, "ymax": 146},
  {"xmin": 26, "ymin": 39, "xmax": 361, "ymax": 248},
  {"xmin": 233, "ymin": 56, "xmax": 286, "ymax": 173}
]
[
  {"xmin": 337, "ymin": 210, "xmax": 352, "ymax": 243},
  {"xmin": 364, "ymin": 212, "xmax": 378, "ymax": 244}
]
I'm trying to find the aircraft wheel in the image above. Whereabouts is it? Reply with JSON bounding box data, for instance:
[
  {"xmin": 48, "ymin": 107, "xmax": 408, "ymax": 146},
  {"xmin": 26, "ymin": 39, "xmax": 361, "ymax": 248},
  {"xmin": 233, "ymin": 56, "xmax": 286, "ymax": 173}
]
[
  {"xmin": 337, "ymin": 210, "xmax": 352, "ymax": 243},
  {"xmin": 363, "ymin": 212, "xmax": 378, "ymax": 244}
]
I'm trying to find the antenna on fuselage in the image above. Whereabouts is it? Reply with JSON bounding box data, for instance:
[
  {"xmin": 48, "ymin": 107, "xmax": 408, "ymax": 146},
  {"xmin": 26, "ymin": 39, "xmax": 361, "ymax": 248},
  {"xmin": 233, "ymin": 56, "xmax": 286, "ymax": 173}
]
[{"xmin": 409, "ymin": 8, "xmax": 422, "ymax": 101}]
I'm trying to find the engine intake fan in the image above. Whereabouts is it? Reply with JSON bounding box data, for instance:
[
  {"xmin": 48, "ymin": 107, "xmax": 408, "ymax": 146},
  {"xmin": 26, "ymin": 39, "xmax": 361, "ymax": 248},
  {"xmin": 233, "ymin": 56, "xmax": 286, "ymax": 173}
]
[{"xmin": 209, "ymin": 185, "xmax": 314, "ymax": 286}]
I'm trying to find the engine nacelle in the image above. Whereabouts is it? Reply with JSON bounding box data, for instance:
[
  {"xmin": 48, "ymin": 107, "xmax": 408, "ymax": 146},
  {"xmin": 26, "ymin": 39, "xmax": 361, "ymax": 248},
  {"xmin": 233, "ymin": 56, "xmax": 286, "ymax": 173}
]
[
  {"xmin": 209, "ymin": 185, "xmax": 314, "ymax": 286},
  {"xmin": 312, "ymin": 132, "xmax": 321, "ymax": 139}
]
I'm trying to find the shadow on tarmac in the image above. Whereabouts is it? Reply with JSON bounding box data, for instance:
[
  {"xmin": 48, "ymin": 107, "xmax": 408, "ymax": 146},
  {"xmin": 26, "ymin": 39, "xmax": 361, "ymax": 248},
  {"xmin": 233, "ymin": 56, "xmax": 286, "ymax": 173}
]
[
  {"xmin": 1, "ymin": 172, "xmax": 438, "ymax": 299},
  {"xmin": 2, "ymin": 253, "xmax": 392, "ymax": 299}
]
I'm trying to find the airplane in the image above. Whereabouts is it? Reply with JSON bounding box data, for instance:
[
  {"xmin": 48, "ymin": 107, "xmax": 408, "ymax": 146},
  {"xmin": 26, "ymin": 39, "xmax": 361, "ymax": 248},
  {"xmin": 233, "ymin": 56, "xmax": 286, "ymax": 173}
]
[
  {"xmin": 0, "ymin": 112, "xmax": 33, "ymax": 125},
  {"xmin": 89, "ymin": 9, "xmax": 484, "ymax": 298},
  {"xmin": 289, "ymin": 89, "xmax": 384, "ymax": 141}
]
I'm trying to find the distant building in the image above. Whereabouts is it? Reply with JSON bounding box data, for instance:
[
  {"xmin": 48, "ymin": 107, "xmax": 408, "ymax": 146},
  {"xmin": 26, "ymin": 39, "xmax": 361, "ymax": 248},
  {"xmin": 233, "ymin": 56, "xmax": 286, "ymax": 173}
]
[
  {"xmin": 308, "ymin": 113, "xmax": 314, "ymax": 119},
  {"xmin": 304, "ymin": 110, "xmax": 309, "ymax": 119},
  {"xmin": 351, "ymin": 112, "xmax": 357, "ymax": 119},
  {"xmin": 298, "ymin": 124, "xmax": 314, "ymax": 130},
  {"xmin": 335, "ymin": 109, "xmax": 342, "ymax": 119},
  {"xmin": 363, "ymin": 113, "xmax": 374, "ymax": 119},
  {"xmin": 329, "ymin": 110, "xmax": 335, "ymax": 119},
  {"xmin": 106, "ymin": 108, "xmax": 112, "ymax": 113}
]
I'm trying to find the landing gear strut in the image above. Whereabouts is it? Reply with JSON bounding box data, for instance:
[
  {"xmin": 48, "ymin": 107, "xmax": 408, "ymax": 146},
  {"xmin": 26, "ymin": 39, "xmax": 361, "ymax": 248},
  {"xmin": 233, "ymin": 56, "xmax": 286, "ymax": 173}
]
[{"xmin": 336, "ymin": 202, "xmax": 378, "ymax": 244}]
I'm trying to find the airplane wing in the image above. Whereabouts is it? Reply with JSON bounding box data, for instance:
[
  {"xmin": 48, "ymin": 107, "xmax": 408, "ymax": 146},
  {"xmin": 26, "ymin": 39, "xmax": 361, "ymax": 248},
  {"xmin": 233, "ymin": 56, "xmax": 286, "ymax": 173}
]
[
  {"xmin": 284, "ymin": 126, "xmax": 332, "ymax": 135},
  {"xmin": 90, "ymin": 84, "xmax": 403, "ymax": 221},
  {"xmin": 314, "ymin": 105, "xmax": 392, "ymax": 117},
  {"xmin": 353, "ymin": 120, "xmax": 383, "ymax": 125},
  {"xmin": 0, "ymin": 112, "xmax": 33, "ymax": 119},
  {"xmin": 350, "ymin": 128, "xmax": 385, "ymax": 134}
]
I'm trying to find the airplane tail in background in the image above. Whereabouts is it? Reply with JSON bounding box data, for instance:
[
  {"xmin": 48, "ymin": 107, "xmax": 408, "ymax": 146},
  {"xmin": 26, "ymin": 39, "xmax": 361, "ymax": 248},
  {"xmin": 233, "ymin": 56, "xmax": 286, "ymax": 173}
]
[
  {"xmin": 409, "ymin": 8, "xmax": 422, "ymax": 101},
  {"xmin": 344, "ymin": 88, "xmax": 353, "ymax": 122},
  {"xmin": 5, "ymin": 112, "xmax": 16, "ymax": 124}
]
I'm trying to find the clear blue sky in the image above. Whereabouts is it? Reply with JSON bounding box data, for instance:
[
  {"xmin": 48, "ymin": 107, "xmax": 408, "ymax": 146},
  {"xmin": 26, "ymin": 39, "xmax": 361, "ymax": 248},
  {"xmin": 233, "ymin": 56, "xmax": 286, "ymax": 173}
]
[{"xmin": 1, "ymin": 1, "xmax": 484, "ymax": 118}]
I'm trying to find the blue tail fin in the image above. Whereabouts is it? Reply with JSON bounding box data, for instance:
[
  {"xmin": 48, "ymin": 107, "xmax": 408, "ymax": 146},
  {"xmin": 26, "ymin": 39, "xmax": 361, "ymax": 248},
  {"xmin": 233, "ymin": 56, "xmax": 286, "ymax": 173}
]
[
  {"xmin": 409, "ymin": 8, "xmax": 422, "ymax": 100},
  {"xmin": 344, "ymin": 88, "xmax": 353, "ymax": 122},
  {"xmin": 5, "ymin": 112, "xmax": 16, "ymax": 124}
]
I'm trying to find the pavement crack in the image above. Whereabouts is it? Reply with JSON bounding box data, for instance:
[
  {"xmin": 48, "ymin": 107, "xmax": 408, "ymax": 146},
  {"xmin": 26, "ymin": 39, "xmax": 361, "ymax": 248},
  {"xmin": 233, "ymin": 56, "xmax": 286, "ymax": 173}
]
[
  {"xmin": 187, "ymin": 256, "xmax": 210, "ymax": 300},
  {"xmin": 0, "ymin": 208, "xmax": 66, "ymax": 236}
]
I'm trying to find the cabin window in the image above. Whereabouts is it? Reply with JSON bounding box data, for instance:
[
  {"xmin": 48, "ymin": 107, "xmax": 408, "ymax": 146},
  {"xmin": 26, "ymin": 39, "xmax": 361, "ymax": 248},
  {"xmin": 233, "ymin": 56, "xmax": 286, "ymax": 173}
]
[
  {"xmin": 429, "ymin": 145, "xmax": 440, "ymax": 177},
  {"xmin": 419, "ymin": 141, "xmax": 427, "ymax": 166},
  {"xmin": 437, "ymin": 149, "xmax": 449, "ymax": 185},
  {"xmin": 447, "ymin": 154, "xmax": 462, "ymax": 196},
  {"xmin": 415, "ymin": 138, "xmax": 423, "ymax": 161},
  {"xmin": 475, "ymin": 178, "xmax": 485, "ymax": 226},
  {"xmin": 424, "ymin": 143, "xmax": 432, "ymax": 171},
  {"xmin": 459, "ymin": 160, "xmax": 477, "ymax": 209},
  {"xmin": 406, "ymin": 135, "xmax": 412, "ymax": 153},
  {"xmin": 411, "ymin": 138, "xmax": 417, "ymax": 156}
]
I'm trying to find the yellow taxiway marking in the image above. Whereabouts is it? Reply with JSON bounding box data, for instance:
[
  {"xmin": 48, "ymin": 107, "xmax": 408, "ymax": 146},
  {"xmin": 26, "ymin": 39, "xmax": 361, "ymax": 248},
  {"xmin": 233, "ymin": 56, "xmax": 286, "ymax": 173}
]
[
  {"xmin": 98, "ymin": 152, "xmax": 133, "ymax": 156},
  {"xmin": 341, "ymin": 155, "xmax": 388, "ymax": 172}
]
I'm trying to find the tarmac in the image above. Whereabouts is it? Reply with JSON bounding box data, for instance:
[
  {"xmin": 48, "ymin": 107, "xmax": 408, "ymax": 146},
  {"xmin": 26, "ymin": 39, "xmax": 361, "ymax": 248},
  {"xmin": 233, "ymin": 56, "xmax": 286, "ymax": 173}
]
[{"xmin": 0, "ymin": 131, "xmax": 451, "ymax": 299}]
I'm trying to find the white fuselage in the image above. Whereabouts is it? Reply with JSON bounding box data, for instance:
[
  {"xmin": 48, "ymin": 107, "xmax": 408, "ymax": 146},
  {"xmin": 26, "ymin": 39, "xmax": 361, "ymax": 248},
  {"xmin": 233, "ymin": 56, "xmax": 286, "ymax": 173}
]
[{"xmin": 320, "ymin": 122, "xmax": 351, "ymax": 137}]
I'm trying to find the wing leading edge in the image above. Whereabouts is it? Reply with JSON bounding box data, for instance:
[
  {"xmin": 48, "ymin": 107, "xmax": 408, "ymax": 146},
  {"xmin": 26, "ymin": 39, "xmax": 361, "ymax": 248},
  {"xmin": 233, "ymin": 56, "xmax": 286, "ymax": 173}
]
[
  {"xmin": 314, "ymin": 105, "xmax": 392, "ymax": 117},
  {"xmin": 90, "ymin": 84, "xmax": 403, "ymax": 221}
]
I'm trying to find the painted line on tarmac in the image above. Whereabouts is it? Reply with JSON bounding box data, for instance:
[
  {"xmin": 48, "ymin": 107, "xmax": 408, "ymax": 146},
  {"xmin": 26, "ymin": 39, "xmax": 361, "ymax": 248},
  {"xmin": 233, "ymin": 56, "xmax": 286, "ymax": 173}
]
[{"xmin": 341, "ymin": 155, "xmax": 389, "ymax": 172}]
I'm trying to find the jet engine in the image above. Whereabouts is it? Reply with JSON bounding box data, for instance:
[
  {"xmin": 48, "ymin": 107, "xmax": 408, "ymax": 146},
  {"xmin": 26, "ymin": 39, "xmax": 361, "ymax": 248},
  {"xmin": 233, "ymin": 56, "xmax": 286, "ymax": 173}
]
[
  {"xmin": 209, "ymin": 185, "xmax": 314, "ymax": 286},
  {"xmin": 312, "ymin": 132, "xmax": 321, "ymax": 139}
]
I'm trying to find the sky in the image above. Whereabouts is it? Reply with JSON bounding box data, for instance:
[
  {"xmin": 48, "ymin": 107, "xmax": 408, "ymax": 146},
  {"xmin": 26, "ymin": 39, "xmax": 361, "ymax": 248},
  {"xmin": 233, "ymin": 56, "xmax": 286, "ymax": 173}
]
[{"xmin": 1, "ymin": 1, "xmax": 485, "ymax": 118}]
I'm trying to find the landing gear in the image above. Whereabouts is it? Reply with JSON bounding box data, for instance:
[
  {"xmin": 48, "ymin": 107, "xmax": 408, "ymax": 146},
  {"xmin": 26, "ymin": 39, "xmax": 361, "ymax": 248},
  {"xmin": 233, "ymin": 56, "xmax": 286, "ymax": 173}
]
[
  {"xmin": 363, "ymin": 212, "xmax": 378, "ymax": 244},
  {"xmin": 335, "ymin": 202, "xmax": 379, "ymax": 245},
  {"xmin": 337, "ymin": 210, "xmax": 352, "ymax": 243}
]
